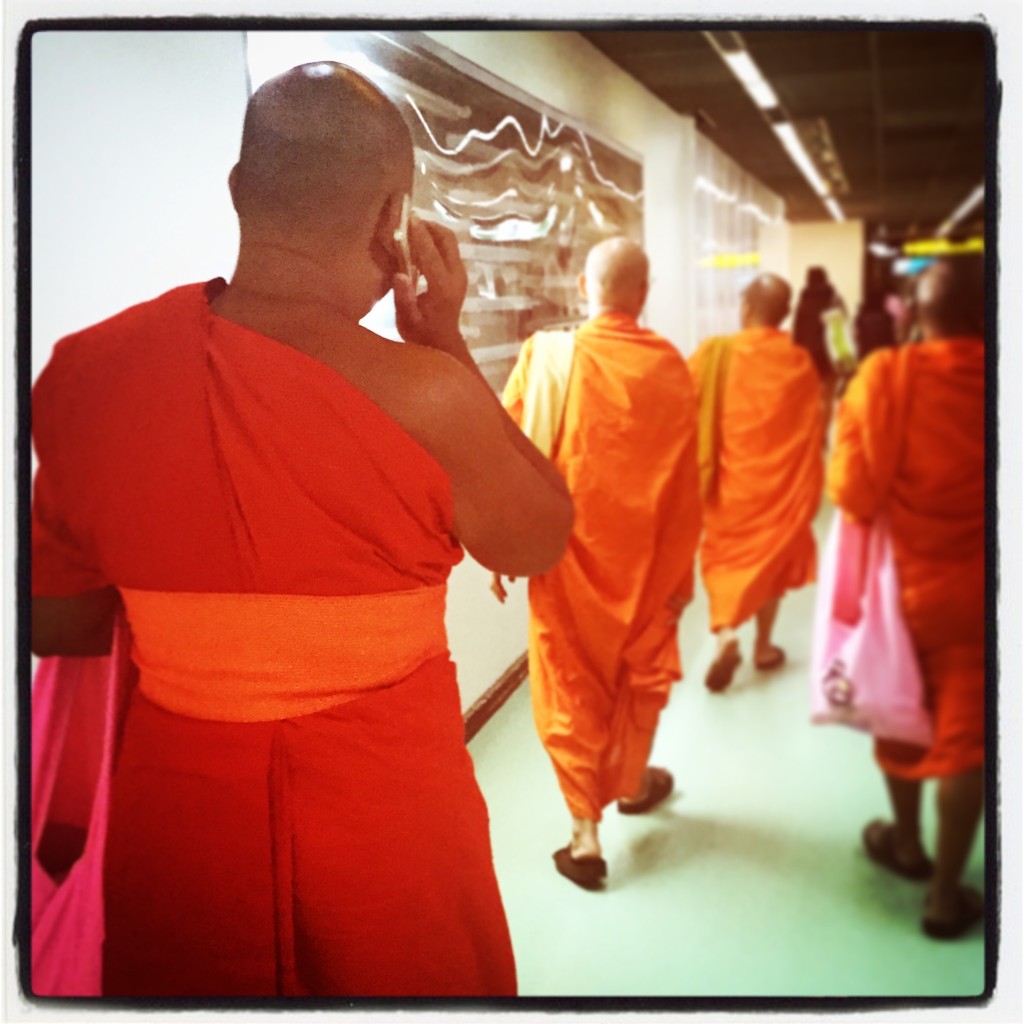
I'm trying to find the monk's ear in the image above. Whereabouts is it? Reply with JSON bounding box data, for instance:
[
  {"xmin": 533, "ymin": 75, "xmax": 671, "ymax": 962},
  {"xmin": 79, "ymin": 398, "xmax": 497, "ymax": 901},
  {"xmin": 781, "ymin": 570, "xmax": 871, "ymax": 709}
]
[
  {"xmin": 578, "ymin": 273, "xmax": 588, "ymax": 301},
  {"xmin": 227, "ymin": 164, "xmax": 241, "ymax": 213},
  {"xmin": 372, "ymin": 191, "xmax": 402, "ymax": 247}
]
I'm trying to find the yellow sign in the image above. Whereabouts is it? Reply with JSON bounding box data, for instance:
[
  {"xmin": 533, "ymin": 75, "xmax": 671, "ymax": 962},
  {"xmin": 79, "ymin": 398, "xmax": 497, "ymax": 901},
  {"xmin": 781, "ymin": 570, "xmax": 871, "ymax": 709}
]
[
  {"xmin": 902, "ymin": 237, "xmax": 984, "ymax": 257},
  {"xmin": 698, "ymin": 252, "xmax": 762, "ymax": 269}
]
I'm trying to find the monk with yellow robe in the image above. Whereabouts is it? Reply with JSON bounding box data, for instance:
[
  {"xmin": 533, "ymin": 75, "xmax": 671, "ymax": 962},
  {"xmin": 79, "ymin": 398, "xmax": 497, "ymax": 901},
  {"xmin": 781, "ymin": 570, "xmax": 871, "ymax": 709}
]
[
  {"xmin": 31, "ymin": 64, "xmax": 574, "ymax": 995},
  {"xmin": 689, "ymin": 274, "xmax": 824, "ymax": 691},
  {"xmin": 828, "ymin": 258, "xmax": 986, "ymax": 940},
  {"xmin": 495, "ymin": 238, "xmax": 702, "ymax": 889}
]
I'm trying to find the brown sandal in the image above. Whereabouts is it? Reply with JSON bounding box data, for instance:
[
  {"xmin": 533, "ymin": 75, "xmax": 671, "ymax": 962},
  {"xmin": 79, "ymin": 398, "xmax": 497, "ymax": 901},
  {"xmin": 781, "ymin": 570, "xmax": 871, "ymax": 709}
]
[
  {"xmin": 922, "ymin": 887, "xmax": 984, "ymax": 940},
  {"xmin": 618, "ymin": 767, "xmax": 674, "ymax": 815},
  {"xmin": 706, "ymin": 640, "xmax": 741, "ymax": 692},
  {"xmin": 553, "ymin": 846, "xmax": 607, "ymax": 891},
  {"xmin": 754, "ymin": 645, "xmax": 786, "ymax": 671}
]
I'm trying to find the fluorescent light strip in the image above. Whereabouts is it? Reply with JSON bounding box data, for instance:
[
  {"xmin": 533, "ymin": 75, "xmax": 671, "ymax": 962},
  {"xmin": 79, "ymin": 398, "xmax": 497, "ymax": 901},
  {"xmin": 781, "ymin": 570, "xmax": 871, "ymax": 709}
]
[
  {"xmin": 722, "ymin": 51, "xmax": 780, "ymax": 109},
  {"xmin": 824, "ymin": 197, "xmax": 845, "ymax": 222},
  {"xmin": 937, "ymin": 181, "xmax": 984, "ymax": 237},
  {"xmin": 772, "ymin": 123, "xmax": 829, "ymax": 197}
]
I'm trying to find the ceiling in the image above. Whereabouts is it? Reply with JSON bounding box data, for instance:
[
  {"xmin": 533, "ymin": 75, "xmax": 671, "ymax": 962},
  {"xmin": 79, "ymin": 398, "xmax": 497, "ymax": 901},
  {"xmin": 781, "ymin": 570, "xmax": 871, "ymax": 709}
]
[{"xmin": 581, "ymin": 28, "xmax": 988, "ymax": 242}]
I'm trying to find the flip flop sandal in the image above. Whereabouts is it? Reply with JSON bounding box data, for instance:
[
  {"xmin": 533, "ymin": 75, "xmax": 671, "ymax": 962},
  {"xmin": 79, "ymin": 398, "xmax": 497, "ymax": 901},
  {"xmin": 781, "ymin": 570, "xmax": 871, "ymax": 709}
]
[
  {"xmin": 862, "ymin": 819, "xmax": 934, "ymax": 881},
  {"xmin": 922, "ymin": 887, "xmax": 984, "ymax": 940},
  {"xmin": 618, "ymin": 767, "xmax": 675, "ymax": 815},
  {"xmin": 706, "ymin": 640, "xmax": 741, "ymax": 693},
  {"xmin": 754, "ymin": 645, "xmax": 786, "ymax": 671},
  {"xmin": 553, "ymin": 846, "xmax": 607, "ymax": 891}
]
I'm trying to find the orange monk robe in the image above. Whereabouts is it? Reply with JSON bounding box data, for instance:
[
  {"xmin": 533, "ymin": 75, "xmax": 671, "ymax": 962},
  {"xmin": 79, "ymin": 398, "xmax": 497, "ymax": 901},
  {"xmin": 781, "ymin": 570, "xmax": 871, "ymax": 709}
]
[
  {"xmin": 31, "ymin": 281, "xmax": 515, "ymax": 996},
  {"xmin": 503, "ymin": 312, "xmax": 702, "ymax": 822},
  {"xmin": 689, "ymin": 326, "xmax": 824, "ymax": 630},
  {"xmin": 828, "ymin": 340, "xmax": 985, "ymax": 779}
]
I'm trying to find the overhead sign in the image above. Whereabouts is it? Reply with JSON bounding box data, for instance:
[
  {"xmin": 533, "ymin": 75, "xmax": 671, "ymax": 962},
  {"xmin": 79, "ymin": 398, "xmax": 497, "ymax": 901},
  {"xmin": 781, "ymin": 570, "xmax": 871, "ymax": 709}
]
[
  {"xmin": 902, "ymin": 237, "xmax": 984, "ymax": 257},
  {"xmin": 698, "ymin": 252, "xmax": 762, "ymax": 269}
]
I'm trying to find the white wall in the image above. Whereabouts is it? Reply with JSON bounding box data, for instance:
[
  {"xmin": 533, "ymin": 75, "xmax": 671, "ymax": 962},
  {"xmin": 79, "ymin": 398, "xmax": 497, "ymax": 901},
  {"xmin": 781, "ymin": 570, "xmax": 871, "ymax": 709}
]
[
  {"xmin": 787, "ymin": 219, "xmax": 866, "ymax": 316},
  {"xmin": 31, "ymin": 31, "xmax": 248, "ymax": 381}
]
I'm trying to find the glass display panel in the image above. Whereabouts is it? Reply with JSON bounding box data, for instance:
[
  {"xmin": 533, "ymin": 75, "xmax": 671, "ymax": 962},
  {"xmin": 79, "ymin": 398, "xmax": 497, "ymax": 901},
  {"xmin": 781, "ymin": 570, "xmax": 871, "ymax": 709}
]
[{"xmin": 247, "ymin": 31, "xmax": 645, "ymax": 390}]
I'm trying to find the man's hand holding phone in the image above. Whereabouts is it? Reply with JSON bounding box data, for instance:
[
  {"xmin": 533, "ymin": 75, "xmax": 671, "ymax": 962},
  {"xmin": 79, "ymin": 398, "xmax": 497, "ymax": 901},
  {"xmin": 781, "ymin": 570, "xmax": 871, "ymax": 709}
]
[{"xmin": 394, "ymin": 216, "xmax": 469, "ymax": 358}]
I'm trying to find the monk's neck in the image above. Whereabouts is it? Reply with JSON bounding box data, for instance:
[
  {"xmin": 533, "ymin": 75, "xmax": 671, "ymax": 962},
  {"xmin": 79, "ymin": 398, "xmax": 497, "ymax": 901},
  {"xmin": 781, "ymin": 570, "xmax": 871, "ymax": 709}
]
[
  {"xmin": 588, "ymin": 306, "xmax": 639, "ymax": 325},
  {"xmin": 213, "ymin": 246, "xmax": 372, "ymax": 348}
]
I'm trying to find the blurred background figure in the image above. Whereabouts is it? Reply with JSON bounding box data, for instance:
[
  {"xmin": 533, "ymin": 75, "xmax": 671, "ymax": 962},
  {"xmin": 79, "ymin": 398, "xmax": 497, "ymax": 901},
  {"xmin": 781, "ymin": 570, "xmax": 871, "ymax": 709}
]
[
  {"xmin": 854, "ymin": 287, "xmax": 897, "ymax": 361},
  {"xmin": 828, "ymin": 256, "xmax": 986, "ymax": 942},
  {"xmin": 495, "ymin": 238, "xmax": 702, "ymax": 891},
  {"xmin": 794, "ymin": 265, "xmax": 848, "ymax": 425},
  {"xmin": 794, "ymin": 266, "xmax": 844, "ymax": 380}
]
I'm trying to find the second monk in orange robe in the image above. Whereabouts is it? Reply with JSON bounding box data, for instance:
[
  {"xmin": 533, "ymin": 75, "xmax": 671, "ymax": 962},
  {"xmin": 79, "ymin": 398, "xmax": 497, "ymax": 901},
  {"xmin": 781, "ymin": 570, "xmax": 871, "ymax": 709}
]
[
  {"xmin": 497, "ymin": 238, "xmax": 702, "ymax": 890},
  {"xmin": 689, "ymin": 274, "xmax": 824, "ymax": 692}
]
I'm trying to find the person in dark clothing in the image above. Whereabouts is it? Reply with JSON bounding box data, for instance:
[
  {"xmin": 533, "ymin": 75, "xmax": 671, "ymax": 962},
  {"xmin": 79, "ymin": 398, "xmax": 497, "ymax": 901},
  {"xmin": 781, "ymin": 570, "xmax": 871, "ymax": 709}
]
[
  {"xmin": 854, "ymin": 289, "xmax": 898, "ymax": 360},
  {"xmin": 793, "ymin": 266, "xmax": 843, "ymax": 380},
  {"xmin": 793, "ymin": 266, "xmax": 845, "ymax": 432}
]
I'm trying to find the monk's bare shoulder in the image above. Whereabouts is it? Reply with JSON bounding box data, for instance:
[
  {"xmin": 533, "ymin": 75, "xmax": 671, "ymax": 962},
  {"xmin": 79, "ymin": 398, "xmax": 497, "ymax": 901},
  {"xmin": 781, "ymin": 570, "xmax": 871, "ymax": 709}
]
[{"xmin": 350, "ymin": 328, "xmax": 492, "ymax": 463}]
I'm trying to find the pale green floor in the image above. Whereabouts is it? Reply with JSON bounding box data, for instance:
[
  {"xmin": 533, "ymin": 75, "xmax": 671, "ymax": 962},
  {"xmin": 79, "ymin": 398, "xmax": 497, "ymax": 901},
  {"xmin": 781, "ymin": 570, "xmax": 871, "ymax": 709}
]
[{"xmin": 468, "ymin": 514, "xmax": 987, "ymax": 999}]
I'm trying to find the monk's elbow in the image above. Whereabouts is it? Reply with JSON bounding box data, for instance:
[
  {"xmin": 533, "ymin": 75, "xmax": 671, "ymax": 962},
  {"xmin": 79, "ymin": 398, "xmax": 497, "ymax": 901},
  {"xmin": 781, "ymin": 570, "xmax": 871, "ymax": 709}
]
[{"xmin": 534, "ymin": 494, "xmax": 575, "ymax": 573}]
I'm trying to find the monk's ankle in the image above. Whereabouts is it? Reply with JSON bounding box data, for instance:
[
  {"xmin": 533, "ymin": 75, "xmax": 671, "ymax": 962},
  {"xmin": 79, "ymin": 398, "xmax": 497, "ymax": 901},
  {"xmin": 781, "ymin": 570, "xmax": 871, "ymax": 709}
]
[
  {"xmin": 715, "ymin": 628, "xmax": 738, "ymax": 656},
  {"xmin": 571, "ymin": 817, "xmax": 601, "ymax": 860}
]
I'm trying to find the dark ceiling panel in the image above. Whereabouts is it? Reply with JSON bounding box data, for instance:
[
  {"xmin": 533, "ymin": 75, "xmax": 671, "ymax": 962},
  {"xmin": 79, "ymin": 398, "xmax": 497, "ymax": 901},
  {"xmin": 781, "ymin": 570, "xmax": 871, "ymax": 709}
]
[{"xmin": 581, "ymin": 26, "xmax": 988, "ymax": 240}]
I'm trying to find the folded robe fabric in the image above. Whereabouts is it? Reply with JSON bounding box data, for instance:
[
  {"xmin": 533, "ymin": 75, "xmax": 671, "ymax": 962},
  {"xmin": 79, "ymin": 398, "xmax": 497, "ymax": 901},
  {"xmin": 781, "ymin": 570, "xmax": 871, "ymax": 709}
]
[
  {"xmin": 504, "ymin": 312, "xmax": 702, "ymax": 822},
  {"xmin": 689, "ymin": 326, "xmax": 825, "ymax": 630},
  {"xmin": 30, "ymin": 281, "xmax": 516, "ymax": 996},
  {"xmin": 827, "ymin": 339, "xmax": 985, "ymax": 779}
]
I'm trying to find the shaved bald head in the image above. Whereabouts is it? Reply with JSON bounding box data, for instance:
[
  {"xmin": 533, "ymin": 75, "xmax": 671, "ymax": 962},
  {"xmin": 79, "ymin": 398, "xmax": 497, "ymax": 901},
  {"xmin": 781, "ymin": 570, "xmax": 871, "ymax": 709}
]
[
  {"xmin": 581, "ymin": 237, "xmax": 649, "ymax": 318},
  {"xmin": 916, "ymin": 258, "xmax": 985, "ymax": 339},
  {"xmin": 232, "ymin": 62, "xmax": 413, "ymax": 238},
  {"xmin": 741, "ymin": 274, "xmax": 792, "ymax": 328}
]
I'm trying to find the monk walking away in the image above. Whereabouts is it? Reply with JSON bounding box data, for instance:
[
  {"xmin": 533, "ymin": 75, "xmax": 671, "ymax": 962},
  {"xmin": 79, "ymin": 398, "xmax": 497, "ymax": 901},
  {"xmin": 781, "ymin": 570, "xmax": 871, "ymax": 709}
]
[
  {"xmin": 829, "ymin": 257, "xmax": 986, "ymax": 941},
  {"xmin": 31, "ymin": 63, "xmax": 575, "ymax": 995},
  {"xmin": 494, "ymin": 238, "xmax": 702, "ymax": 890},
  {"xmin": 690, "ymin": 274, "xmax": 825, "ymax": 692}
]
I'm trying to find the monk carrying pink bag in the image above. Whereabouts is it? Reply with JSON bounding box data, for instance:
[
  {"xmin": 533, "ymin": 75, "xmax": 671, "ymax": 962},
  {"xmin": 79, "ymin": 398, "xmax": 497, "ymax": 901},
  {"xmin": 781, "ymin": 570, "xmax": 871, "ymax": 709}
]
[{"xmin": 811, "ymin": 344, "xmax": 932, "ymax": 748}]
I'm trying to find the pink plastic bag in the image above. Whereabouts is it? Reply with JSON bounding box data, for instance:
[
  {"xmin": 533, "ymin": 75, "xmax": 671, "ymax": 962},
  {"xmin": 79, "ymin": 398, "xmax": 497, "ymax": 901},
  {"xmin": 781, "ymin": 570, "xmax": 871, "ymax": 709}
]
[
  {"xmin": 811, "ymin": 512, "xmax": 932, "ymax": 747},
  {"xmin": 31, "ymin": 614, "xmax": 136, "ymax": 996}
]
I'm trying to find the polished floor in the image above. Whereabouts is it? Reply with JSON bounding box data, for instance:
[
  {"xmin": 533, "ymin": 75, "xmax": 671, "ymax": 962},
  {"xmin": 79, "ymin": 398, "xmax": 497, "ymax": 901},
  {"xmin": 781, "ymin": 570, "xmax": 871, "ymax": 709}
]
[{"xmin": 468, "ymin": 512, "xmax": 987, "ymax": 1000}]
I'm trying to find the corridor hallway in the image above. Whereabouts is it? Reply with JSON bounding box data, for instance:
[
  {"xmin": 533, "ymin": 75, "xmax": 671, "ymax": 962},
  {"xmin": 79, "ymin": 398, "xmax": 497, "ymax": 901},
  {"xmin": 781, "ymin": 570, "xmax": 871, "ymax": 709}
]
[{"xmin": 468, "ymin": 507, "xmax": 987, "ymax": 999}]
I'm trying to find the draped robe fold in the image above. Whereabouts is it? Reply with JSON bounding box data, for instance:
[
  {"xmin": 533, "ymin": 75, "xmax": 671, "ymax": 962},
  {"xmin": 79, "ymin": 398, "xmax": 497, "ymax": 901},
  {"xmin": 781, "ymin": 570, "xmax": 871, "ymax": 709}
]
[
  {"xmin": 503, "ymin": 312, "xmax": 702, "ymax": 822},
  {"xmin": 827, "ymin": 340, "xmax": 986, "ymax": 779},
  {"xmin": 689, "ymin": 326, "xmax": 824, "ymax": 630},
  {"xmin": 31, "ymin": 281, "xmax": 516, "ymax": 997}
]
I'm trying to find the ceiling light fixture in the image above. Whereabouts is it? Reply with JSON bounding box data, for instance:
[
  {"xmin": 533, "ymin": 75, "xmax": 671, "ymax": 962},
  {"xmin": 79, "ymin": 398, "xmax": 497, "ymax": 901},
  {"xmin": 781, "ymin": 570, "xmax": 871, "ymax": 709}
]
[
  {"xmin": 937, "ymin": 181, "xmax": 984, "ymax": 237},
  {"xmin": 721, "ymin": 50, "xmax": 780, "ymax": 110},
  {"xmin": 772, "ymin": 123, "xmax": 830, "ymax": 197},
  {"xmin": 705, "ymin": 31, "xmax": 844, "ymax": 223},
  {"xmin": 824, "ymin": 197, "xmax": 846, "ymax": 223}
]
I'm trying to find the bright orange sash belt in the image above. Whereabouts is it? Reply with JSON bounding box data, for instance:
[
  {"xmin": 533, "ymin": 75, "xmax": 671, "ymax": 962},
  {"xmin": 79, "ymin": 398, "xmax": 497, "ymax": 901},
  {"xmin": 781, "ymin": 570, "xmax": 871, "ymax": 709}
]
[{"xmin": 119, "ymin": 586, "xmax": 449, "ymax": 722}]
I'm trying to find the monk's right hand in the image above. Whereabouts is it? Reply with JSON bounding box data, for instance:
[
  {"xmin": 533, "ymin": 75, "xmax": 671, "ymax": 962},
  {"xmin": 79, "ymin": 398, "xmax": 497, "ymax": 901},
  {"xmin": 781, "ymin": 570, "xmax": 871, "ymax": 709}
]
[{"xmin": 394, "ymin": 219, "xmax": 469, "ymax": 356}]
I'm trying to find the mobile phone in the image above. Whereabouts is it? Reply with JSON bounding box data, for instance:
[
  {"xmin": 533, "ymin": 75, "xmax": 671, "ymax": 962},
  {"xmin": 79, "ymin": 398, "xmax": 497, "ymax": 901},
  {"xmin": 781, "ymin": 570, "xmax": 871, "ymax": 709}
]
[{"xmin": 393, "ymin": 195, "xmax": 418, "ymax": 290}]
